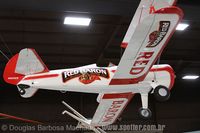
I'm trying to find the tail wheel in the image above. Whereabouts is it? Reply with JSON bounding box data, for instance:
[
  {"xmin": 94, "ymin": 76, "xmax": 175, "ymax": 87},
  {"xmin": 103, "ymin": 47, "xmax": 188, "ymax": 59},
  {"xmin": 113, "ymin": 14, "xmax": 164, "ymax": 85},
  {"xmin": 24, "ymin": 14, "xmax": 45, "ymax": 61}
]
[
  {"xmin": 138, "ymin": 108, "xmax": 152, "ymax": 119},
  {"xmin": 19, "ymin": 89, "xmax": 26, "ymax": 95},
  {"xmin": 154, "ymin": 85, "xmax": 170, "ymax": 102}
]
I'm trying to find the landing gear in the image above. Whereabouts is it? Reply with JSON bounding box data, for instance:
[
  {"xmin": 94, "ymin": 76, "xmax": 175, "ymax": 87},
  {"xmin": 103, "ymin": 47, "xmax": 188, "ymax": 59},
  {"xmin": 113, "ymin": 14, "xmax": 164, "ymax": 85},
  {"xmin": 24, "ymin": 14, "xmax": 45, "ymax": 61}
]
[
  {"xmin": 139, "ymin": 108, "xmax": 152, "ymax": 119},
  {"xmin": 139, "ymin": 93, "xmax": 152, "ymax": 119},
  {"xmin": 154, "ymin": 85, "xmax": 170, "ymax": 102},
  {"xmin": 138, "ymin": 86, "xmax": 170, "ymax": 119},
  {"xmin": 19, "ymin": 89, "xmax": 26, "ymax": 95},
  {"xmin": 17, "ymin": 84, "xmax": 30, "ymax": 96}
]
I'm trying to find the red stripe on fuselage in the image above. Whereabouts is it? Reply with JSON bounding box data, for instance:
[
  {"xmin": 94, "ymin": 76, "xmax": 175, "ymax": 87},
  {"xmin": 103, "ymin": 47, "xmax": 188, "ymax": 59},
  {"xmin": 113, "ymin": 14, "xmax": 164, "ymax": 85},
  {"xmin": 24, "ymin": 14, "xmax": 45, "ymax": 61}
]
[{"xmin": 24, "ymin": 74, "xmax": 59, "ymax": 80}]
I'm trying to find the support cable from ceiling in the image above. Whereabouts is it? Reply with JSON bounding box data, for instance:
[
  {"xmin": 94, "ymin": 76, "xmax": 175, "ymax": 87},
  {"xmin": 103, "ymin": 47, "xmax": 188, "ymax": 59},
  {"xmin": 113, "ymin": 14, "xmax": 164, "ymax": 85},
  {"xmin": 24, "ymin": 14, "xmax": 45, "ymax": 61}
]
[
  {"xmin": 0, "ymin": 49, "xmax": 9, "ymax": 61},
  {"xmin": 0, "ymin": 34, "xmax": 13, "ymax": 56},
  {"xmin": 0, "ymin": 34, "xmax": 13, "ymax": 61}
]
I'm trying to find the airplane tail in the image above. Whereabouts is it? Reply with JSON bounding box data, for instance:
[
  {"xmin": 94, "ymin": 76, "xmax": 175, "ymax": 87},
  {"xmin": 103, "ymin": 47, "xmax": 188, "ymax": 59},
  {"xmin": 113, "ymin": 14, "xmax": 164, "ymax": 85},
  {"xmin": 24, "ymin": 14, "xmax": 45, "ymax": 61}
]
[{"xmin": 3, "ymin": 48, "xmax": 49, "ymax": 98}]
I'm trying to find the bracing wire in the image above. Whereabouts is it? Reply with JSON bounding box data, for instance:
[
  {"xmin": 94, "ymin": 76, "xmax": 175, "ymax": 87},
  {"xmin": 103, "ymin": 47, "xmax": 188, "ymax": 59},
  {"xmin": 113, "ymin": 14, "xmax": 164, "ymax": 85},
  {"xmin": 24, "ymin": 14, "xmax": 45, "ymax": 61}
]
[
  {"xmin": 0, "ymin": 33, "xmax": 13, "ymax": 61},
  {"xmin": 153, "ymin": 56, "xmax": 161, "ymax": 82},
  {"xmin": 0, "ymin": 49, "xmax": 9, "ymax": 61},
  {"xmin": 157, "ymin": 56, "xmax": 160, "ymax": 65},
  {"xmin": 0, "ymin": 34, "xmax": 13, "ymax": 56}
]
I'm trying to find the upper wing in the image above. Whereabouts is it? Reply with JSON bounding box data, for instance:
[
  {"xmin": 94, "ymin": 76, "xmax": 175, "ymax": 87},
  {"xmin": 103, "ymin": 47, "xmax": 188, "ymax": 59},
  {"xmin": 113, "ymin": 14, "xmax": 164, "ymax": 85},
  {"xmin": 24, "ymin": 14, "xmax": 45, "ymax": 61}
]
[
  {"xmin": 91, "ymin": 93, "xmax": 134, "ymax": 127},
  {"xmin": 123, "ymin": 0, "xmax": 177, "ymax": 45},
  {"xmin": 110, "ymin": 7, "xmax": 183, "ymax": 85}
]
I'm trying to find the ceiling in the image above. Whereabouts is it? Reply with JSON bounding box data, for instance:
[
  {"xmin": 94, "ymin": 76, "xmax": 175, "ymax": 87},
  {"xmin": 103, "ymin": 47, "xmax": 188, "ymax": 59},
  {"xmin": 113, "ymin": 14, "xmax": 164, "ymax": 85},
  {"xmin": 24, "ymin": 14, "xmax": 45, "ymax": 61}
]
[{"xmin": 0, "ymin": 0, "xmax": 200, "ymax": 133}]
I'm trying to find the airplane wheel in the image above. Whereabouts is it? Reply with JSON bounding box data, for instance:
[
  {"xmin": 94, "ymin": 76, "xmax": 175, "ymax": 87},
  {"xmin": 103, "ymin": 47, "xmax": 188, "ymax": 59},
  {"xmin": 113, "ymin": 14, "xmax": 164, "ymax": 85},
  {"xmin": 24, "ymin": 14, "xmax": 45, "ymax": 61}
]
[
  {"xmin": 19, "ymin": 89, "xmax": 26, "ymax": 95},
  {"xmin": 154, "ymin": 85, "xmax": 170, "ymax": 102},
  {"xmin": 138, "ymin": 108, "xmax": 152, "ymax": 119}
]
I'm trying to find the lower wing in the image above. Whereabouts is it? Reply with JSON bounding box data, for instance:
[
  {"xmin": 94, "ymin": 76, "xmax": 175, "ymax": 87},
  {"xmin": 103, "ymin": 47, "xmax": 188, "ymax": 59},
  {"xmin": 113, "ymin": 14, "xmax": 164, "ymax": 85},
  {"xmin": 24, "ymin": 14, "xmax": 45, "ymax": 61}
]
[{"xmin": 91, "ymin": 93, "xmax": 134, "ymax": 126}]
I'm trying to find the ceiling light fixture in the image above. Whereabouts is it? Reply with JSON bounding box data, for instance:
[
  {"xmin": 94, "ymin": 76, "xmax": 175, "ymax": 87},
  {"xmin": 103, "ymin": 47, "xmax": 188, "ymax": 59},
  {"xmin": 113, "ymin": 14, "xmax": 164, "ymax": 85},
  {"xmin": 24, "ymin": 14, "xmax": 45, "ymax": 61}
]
[
  {"xmin": 64, "ymin": 17, "xmax": 91, "ymax": 26},
  {"xmin": 182, "ymin": 75, "xmax": 199, "ymax": 80},
  {"xmin": 176, "ymin": 23, "xmax": 189, "ymax": 31}
]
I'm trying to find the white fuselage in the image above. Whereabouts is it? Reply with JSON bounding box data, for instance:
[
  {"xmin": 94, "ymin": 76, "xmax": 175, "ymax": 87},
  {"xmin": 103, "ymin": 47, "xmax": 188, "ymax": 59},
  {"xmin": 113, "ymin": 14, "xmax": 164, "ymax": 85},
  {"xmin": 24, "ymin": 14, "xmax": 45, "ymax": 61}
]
[{"xmin": 18, "ymin": 64, "xmax": 175, "ymax": 94}]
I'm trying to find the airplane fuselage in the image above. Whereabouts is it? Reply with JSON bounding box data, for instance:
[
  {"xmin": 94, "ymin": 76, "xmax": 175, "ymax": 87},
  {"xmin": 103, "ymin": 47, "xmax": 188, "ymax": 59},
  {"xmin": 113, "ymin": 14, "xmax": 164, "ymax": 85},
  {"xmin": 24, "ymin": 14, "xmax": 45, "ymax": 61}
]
[{"xmin": 18, "ymin": 64, "xmax": 175, "ymax": 94}]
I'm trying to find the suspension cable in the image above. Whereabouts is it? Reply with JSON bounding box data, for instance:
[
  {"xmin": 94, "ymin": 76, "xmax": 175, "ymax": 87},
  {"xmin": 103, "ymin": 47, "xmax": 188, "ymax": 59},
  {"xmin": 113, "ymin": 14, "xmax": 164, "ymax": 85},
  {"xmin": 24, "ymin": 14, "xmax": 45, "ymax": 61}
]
[
  {"xmin": 0, "ymin": 34, "xmax": 13, "ymax": 57},
  {"xmin": 0, "ymin": 49, "xmax": 9, "ymax": 61}
]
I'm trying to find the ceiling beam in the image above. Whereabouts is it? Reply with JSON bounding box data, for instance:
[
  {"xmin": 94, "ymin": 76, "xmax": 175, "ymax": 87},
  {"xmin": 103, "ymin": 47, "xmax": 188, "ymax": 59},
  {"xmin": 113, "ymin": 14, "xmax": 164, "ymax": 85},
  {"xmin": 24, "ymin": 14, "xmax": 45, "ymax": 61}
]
[
  {"xmin": 0, "ymin": 0, "xmax": 138, "ymax": 16},
  {"xmin": 0, "ymin": 0, "xmax": 199, "ymax": 22}
]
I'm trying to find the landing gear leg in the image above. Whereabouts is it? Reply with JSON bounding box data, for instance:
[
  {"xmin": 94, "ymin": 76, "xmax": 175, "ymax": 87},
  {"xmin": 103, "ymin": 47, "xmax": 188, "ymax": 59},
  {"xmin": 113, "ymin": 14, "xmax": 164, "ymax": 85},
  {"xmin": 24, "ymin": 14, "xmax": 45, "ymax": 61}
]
[{"xmin": 139, "ymin": 93, "xmax": 152, "ymax": 119}]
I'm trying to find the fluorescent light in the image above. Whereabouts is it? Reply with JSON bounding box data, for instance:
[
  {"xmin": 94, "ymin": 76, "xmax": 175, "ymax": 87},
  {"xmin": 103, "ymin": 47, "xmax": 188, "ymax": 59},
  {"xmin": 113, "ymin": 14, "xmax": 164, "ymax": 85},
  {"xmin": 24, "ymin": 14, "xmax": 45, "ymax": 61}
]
[
  {"xmin": 182, "ymin": 75, "xmax": 199, "ymax": 80},
  {"xmin": 176, "ymin": 23, "xmax": 189, "ymax": 31},
  {"xmin": 64, "ymin": 17, "xmax": 91, "ymax": 26}
]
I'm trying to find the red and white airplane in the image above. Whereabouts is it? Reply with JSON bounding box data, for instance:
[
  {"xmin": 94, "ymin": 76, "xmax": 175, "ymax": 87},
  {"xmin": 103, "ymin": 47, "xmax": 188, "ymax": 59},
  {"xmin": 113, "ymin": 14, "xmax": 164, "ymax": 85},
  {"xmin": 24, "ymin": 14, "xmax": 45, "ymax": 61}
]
[{"xmin": 3, "ymin": 0, "xmax": 183, "ymax": 132}]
